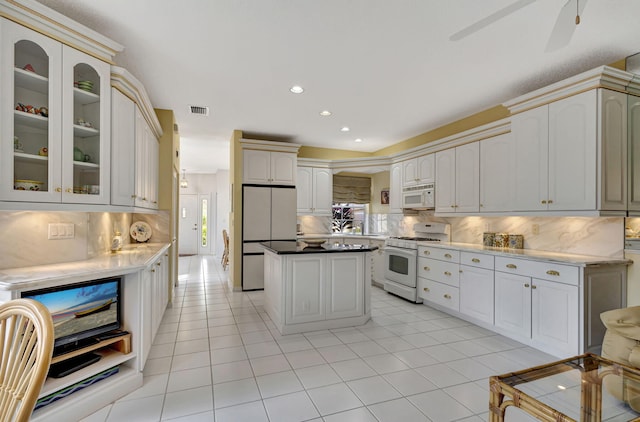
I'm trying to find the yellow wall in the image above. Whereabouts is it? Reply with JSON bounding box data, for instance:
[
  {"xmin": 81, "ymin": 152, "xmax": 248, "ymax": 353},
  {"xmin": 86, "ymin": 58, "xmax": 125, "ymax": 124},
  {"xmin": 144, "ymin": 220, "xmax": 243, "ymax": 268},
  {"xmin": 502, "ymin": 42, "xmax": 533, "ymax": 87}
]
[
  {"xmin": 229, "ymin": 130, "xmax": 244, "ymax": 290},
  {"xmin": 370, "ymin": 171, "xmax": 390, "ymax": 214}
]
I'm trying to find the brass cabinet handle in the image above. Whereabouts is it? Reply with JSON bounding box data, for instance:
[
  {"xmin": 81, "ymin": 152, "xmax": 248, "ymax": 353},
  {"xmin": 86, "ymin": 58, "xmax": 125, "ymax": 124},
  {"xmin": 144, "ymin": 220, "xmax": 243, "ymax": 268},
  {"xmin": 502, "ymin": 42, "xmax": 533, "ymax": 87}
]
[
  {"xmin": 546, "ymin": 270, "xmax": 559, "ymax": 276},
  {"xmin": 444, "ymin": 271, "xmax": 451, "ymax": 276},
  {"xmin": 531, "ymin": 285, "xmax": 537, "ymax": 289},
  {"xmin": 444, "ymin": 253, "xmax": 452, "ymax": 259},
  {"xmin": 157, "ymin": 262, "xmax": 161, "ymax": 266},
  {"xmin": 423, "ymin": 287, "xmax": 430, "ymax": 292},
  {"xmin": 524, "ymin": 283, "xmax": 530, "ymax": 288},
  {"xmin": 55, "ymin": 187, "xmax": 62, "ymax": 192},
  {"xmin": 131, "ymin": 194, "xmax": 137, "ymax": 199},
  {"xmin": 444, "ymin": 294, "xmax": 452, "ymax": 299},
  {"xmin": 548, "ymin": 200, "xmax": 553, "ymax": 204},
  {"xmin": 423, "ymin": 266, "xmax": 430, "ymax": 271},
  {"xmin": 471, "ymin": 258, "xmax": 480, "ymax": 263},
  {"xmin": 66, "ymin": 188, "xmax": 73, "ymax": 193},
  {"xmin": 451, "ymin": 205, "xmax": 455, "ymax": 208},
  {"xmin": 541, "ymin": 200, "xmax": 547, "ymax": 204},
  {"xmin": 151, "ymin": 269, "xmax": 155, "ymax": 273},
  {"xmin": 423, "ymin": 250, "xmax": 430, "ymax": 255},
  {"xmin": 506, "ymin": 264, "xmax": 517, "ymax": 269}
]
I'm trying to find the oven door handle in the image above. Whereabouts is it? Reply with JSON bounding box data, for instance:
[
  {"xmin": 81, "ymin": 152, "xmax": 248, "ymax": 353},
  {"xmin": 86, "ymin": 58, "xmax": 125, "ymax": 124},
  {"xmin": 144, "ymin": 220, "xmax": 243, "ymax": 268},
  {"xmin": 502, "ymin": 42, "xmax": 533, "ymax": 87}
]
[{"xmin": 383, "ymin": 246, "xmax": 417, "ymax": 257}]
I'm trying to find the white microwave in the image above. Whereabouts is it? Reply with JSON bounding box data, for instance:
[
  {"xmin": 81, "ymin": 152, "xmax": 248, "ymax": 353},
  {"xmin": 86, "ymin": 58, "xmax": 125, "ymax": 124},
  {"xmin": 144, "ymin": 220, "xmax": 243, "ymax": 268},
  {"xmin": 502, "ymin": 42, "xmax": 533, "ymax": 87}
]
[{"xmin": 401, "ymin": 183, "xmax": 435, "ymax": 209}]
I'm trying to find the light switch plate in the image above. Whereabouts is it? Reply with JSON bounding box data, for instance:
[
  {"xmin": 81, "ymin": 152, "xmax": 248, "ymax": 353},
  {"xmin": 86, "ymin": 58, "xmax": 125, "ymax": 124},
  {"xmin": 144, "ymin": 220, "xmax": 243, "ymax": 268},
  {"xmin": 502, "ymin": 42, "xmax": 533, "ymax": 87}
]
[{"xmin": 48, "ymin": 223, "xmax": 75, "ymax": 239}]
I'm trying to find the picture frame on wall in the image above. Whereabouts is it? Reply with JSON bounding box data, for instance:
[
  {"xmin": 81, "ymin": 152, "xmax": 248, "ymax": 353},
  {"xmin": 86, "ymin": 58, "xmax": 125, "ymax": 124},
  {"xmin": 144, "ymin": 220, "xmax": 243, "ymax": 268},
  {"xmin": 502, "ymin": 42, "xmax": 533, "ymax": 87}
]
[{"xmin": 381, "ymin": 189, "xmax": 389, "ymax": 205}]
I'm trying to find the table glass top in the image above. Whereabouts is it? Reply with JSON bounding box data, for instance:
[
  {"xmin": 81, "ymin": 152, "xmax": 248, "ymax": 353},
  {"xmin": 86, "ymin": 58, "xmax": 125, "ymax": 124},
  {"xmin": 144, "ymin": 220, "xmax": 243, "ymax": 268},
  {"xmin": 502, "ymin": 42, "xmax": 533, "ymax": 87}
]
[{"xmin": 494, "ymin": 354, "xmax": 640, "ymax": 421}]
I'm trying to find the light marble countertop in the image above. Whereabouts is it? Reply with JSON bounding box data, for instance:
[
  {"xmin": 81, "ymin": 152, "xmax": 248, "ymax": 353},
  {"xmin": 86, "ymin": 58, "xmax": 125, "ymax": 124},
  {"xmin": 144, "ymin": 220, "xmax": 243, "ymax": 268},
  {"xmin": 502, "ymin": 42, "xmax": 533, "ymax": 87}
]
[
  {"xmin": 417, "ymin": 241, "xmax": 630, "ymax": 266},
  {"xmin": 0, "ymin": 242, "xmax": 171, "ymax": 291}
]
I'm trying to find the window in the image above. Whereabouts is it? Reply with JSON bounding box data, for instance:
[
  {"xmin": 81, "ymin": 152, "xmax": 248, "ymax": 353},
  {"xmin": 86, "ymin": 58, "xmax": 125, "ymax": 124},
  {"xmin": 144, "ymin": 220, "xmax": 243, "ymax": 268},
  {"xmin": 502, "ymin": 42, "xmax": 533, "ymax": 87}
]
[{"xmin": 332, "ymin": 203, "xmax": 366, "ymax": 233}]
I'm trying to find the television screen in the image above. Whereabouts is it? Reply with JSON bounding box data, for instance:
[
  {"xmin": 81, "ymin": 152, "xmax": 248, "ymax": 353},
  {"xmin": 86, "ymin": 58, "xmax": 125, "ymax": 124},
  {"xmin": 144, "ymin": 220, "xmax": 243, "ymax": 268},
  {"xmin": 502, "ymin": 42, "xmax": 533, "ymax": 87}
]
[{"xmin": 21, "ymin": 277, "xmax": 122, "ymax": 353}]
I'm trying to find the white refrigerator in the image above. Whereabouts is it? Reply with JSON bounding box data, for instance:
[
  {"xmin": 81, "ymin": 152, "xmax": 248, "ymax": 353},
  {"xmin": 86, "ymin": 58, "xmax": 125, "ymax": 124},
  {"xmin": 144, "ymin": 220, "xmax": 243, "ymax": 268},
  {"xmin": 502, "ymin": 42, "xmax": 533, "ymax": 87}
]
[{"xmin": 242, "ymin": 185, "xmax": 297, "ymax": 290}]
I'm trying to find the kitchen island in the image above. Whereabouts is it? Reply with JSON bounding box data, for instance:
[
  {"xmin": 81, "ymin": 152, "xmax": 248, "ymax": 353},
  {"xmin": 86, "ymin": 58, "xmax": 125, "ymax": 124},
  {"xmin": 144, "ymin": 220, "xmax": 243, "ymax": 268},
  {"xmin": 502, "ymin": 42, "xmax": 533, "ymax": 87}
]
[{"xmin": 262, "ymin": 241, "xmax": 378, "ymax": 335}]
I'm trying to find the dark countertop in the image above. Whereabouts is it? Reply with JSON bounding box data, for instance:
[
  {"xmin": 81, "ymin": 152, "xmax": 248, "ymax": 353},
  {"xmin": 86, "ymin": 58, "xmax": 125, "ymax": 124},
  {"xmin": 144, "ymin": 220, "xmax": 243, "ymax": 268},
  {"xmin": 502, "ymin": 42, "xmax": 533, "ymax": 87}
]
[{"xmin": 261, "ymin": 241, "xmax": 378, "ymax": 255}]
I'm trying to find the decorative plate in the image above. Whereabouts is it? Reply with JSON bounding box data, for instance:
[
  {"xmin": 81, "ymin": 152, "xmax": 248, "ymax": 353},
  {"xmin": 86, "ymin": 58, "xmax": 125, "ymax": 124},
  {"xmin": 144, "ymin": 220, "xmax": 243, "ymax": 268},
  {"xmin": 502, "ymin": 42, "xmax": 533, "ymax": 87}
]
[{"xmin": 130, "ymin": 221, "xmax": 152, "ymax": 242}]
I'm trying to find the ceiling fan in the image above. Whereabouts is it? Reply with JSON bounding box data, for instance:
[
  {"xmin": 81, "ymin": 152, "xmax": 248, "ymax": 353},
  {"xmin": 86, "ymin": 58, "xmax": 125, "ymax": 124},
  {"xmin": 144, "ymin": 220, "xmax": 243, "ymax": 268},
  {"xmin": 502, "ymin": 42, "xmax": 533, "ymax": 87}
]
[{"xmin": 450, "ymin": 0, "xmax": 588, "ymax": 52}]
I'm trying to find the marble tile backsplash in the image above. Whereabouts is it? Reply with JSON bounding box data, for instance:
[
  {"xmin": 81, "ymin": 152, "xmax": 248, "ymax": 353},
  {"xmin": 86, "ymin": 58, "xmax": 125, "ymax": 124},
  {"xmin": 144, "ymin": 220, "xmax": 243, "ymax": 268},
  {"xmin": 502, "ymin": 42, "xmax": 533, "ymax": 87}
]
[
  {"xmin": 0, "ymin": 210, "xmax": 171, "ymax": 270},
  {"xmin": 298, "ymin": 212, "xmax": 624, "ymax": 258}
]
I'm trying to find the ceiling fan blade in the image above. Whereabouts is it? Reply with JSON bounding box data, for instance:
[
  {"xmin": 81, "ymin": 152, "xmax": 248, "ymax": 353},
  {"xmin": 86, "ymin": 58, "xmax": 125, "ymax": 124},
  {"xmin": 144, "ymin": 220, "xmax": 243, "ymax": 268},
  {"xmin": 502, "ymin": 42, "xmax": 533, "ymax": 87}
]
[
  {"xmin": 450, "ymin": 0, "xmax": 537, "ymax": 41},
  {"xmin": 545, "ymin": 0, "xmax": 588, "ymax": 52}
]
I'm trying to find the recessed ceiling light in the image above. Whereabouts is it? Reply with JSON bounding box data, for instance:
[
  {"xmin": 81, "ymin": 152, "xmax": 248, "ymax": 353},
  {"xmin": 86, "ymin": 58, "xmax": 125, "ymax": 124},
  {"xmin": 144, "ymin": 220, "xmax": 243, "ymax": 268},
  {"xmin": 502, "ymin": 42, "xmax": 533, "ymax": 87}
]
[
  {"xmin": 355, "ymin": 138, "xmax": 363, "ymax": 143},
  {"xmin": 341, "ymin": 126, "xmax": 350, "ymax": 132},
  {"xmin": 290, "ymin": 85, "xmax": 304, "ymax": 94},
  {"xmin": 319, "ymin": 110, "xmax": 332, "ymax": 116}
]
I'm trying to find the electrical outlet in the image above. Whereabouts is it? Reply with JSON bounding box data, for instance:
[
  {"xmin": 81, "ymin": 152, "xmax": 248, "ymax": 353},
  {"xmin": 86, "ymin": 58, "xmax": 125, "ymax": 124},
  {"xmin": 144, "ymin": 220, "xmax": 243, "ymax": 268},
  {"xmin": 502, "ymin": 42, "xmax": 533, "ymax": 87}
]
[
  {"xmin": 484, "ymin": 223, "xmax": 490, "ymax": 232},
  {"xmin": 532, "ymin": 224, "xmax": 540, "ymax": 235}
]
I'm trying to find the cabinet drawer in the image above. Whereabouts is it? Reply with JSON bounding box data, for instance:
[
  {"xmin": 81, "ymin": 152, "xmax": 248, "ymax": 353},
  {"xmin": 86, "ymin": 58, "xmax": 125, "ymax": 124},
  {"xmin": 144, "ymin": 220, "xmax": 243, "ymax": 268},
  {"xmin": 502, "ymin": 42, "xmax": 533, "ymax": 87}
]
[
  {"xmin": 495, "ymin": 257, "xmax": 579, "ymax": 286},
  {"xmin": 460, "ymin": 252, "xmax": 494, "ymax": 270},
  {"xmin": 419, "ymin": 258, "xmax": 459, "ymax": 287},
  {"xmin": 418, "ymin": 247, "xmax": 460, "ymax": 262},
  {"xmin": 418, "ymin": 278, "xmax": 459, "ymax": 311}
]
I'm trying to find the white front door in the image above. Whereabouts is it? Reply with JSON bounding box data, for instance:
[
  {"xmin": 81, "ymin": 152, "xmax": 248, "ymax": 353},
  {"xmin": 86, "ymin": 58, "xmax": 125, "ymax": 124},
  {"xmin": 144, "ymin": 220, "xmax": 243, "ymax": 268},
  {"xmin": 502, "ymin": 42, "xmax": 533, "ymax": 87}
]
[{"xmin": 179, "ymin": 194, "xmax": 199, "ymax": 255}]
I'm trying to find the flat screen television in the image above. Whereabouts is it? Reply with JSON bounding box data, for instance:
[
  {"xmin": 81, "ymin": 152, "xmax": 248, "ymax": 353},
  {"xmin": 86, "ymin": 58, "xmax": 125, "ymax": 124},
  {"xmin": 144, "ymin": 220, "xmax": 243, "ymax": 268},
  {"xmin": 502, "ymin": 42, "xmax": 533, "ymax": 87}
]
[{"xmin": 21, "ymin": 276, "xmax": 122, "ymax": 355}]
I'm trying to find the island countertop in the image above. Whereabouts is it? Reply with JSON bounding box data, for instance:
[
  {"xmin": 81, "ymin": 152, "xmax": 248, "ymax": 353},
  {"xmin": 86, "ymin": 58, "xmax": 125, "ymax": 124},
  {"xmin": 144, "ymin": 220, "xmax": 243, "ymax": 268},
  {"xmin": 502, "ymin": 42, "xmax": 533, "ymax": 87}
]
[{"xmin": 261, "ymin": 241, "xmax": 378, "ymax": 255}]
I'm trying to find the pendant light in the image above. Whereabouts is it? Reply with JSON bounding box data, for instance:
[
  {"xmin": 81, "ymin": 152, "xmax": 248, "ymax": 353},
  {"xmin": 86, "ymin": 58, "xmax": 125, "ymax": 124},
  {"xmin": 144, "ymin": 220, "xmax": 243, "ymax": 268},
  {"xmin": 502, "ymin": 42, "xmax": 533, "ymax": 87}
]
[{"xmin": 180, "ymin": 169, "xmax": 188, "ymax": 188}]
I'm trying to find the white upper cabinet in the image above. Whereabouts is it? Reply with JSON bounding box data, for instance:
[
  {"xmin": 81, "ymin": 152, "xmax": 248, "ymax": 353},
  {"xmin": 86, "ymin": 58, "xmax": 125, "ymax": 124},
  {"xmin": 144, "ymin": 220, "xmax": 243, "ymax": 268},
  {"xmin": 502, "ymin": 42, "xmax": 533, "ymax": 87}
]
[
  {"xmin": 134, "ymin": 108, "xmax": 159, "ymax": 209},
  {"xmin": 629, "ymin": 95, "xmax": 640, "ymax": 211},
  {"xmin": 480, "ymin": 133, "xmax": 514, "ymax": 212},
  {"xmin": 435, "ymin": 142, "xmax": 479, "ymax": 213},
  {"xmin": 110, "ymin": 88, "xmax": 135, "ymax": 206},
  {"xmin": 0, "ymin": 18, "xmax": 111, "ymax": 205},
  {"xmin": 297, "ymin": 166, "xmax": 332, "ymax": 215},
  {"xmin": 389, "ymin": 162, "xmax": 403, "ymax": 213},
  {"xmin": 511, "ymin": 89, "xmax": 626, "ymax": 212},
  {"xmin": 402, "ymin": 154, "xmax": 434, "ymax": 187},
  {"xmin": 243, "ymin": 149, "xmax": 297, "ymax": 185}
]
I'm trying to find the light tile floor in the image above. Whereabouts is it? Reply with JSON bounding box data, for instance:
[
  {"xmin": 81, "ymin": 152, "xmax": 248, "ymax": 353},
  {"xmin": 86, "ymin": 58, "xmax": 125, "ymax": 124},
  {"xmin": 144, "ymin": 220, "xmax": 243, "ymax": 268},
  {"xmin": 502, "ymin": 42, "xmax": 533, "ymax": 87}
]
[{"xmin": 82, "ymin": 255, "xmax": 559, "ymax": 422}]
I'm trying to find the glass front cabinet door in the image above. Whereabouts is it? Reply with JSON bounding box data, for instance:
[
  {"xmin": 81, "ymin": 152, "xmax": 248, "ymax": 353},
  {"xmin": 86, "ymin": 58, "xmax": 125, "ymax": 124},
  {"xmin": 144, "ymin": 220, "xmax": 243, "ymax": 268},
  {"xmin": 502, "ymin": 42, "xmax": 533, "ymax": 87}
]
[{"xmin": 0, "ymin": 19, "xmax": 110, "ymax": 204}]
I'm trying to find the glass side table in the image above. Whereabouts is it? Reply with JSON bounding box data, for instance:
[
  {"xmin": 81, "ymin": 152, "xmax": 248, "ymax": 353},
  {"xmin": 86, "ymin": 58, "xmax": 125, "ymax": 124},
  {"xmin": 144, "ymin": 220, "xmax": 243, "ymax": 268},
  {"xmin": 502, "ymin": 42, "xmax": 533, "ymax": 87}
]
[{"xmin": 489, "ymin": 353, "xmax": 640, "ymax": 421}]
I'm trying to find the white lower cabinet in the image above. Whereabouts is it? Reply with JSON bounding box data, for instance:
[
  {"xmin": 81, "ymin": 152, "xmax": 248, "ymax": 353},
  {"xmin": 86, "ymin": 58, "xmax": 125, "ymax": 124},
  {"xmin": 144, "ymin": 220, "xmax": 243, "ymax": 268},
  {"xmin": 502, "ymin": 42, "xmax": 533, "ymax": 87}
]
[
  {"xmin": 139, "ymin": 253, "xmax": 169, "ymax": 369},
  {"xmin": 265, "ymin": 250, "xmax": 371, "ymax": 334},
  {"xmin": 419, "ymin": 247, "xmax": 627, "ymax": 358},
  {"xmin": 370, "ymin": 240, "xmax": 386, "ymax": 285},
  {"xmin": 459, "ymin": 264, "xmax": 494, "ymax": 324}
]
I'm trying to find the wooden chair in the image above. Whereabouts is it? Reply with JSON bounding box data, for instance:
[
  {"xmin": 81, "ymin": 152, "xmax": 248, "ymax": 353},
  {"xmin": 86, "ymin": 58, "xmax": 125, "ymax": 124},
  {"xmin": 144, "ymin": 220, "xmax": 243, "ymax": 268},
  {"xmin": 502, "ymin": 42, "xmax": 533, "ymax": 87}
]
[
  {"xmin": 221, "ymin": 229, "xmax": 229, "ymax": 270},
  {"xmin": 0, "ymin": 298, "xmax": 54, "ymax": 422}
]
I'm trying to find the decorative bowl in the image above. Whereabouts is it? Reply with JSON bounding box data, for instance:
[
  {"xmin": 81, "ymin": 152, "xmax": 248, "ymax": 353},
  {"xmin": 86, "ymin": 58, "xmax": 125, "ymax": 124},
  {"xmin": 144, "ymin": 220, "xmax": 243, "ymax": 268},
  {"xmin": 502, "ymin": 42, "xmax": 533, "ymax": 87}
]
[
  {"xmin": 304, "ymin": 239, "xmax": 326, "ymax": 247},
  {"xmin": 14, "ymin": 179, "xmax": 43, "ymax": 191}
]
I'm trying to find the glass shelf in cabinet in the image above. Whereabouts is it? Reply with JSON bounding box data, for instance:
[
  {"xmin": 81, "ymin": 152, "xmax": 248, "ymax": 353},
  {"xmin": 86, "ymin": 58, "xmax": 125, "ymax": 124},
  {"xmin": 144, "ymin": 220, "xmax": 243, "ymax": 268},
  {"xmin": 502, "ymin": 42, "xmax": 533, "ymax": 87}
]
[
  {"xmin": 14, "ymin": 110, "xmax": 48, "ymax": 130},
  {"xmin": 73, "ymin": 87, "xmax": 99, "ymax": 105},
  {"xmin": 72, "ymin": 160, "xmax": 99, "ymax": 169},
  {"xmin": 14, "ymin": 67, "xmax": 48, "ymax": 94},
  {"xmin": 14, "ymin": 152, "xmax": 48, "ymax": 163},
  {"xmin": 73, "ymin": 125, "xmax": 99, "ymax": 138}
]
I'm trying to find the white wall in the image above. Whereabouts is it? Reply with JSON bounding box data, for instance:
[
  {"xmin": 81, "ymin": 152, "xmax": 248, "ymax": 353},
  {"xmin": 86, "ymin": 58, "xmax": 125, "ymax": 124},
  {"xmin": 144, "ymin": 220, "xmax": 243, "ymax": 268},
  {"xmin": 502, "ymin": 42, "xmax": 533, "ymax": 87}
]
[{"xmin": 178, "ymin": 171, "xmax": 230, "ymax": 257}]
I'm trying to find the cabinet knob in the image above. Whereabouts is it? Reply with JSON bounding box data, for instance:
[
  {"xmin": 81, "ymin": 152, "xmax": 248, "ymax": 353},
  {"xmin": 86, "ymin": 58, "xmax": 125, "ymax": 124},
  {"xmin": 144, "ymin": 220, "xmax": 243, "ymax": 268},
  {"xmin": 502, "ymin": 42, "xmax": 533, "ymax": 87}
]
[
  {"xmin": 444, "ymin": 253, "xmax": 452, "ymax": 259},
  {"xmin": 151, "ymin": 269, "xmax": 155, "ymax": 273},
  {"xmin": 444, "ymin": 271, "xmax": 452, "ymax": 276},
  {"xmin": 524, "ymin": 283, "xmax": 530, "ymax": 288},
  {"xmin": 66, "ymin": 188, "xmax": 73, "ymax": 193},
  {"xmin": 531, "ymin": 285, "xmax": 537, "ymax": 289},
  {"xmin": 541, "ymin": 200, "xmax": 547, "ymax": 204},
  {"xmin": 444, "ymin": 294, "xmax": 451, "ymax": 299},
  {"xmin": 546, "ymin": 270, "xmax": 560, "ymax": 276},
  {"xmin": 471, "ymin": 258, "xmax": 480, "ymax": 263},
  {"xmin": 157, "ymin": 262, "xmax": 161, "ymax": 266},
  {"xmin": 423, "ymin": 287, "xmax": 430, "ymax": 292},
  {"xmin": 423, "ymin": 250, "xmax": 430, "ymax": 255},
  {"xmin": 506, "ymin": 264, "xmax": 517, "ymax": 269},
  {"xmin": 451, "ymin": 205, "xmax": 455, "ymax": 208},
  {"xmin": 548, "ymin": 200, "xmax": 553, "ymax": 204},
  {"xmin": 142, "ymin": 197, "xmax": 147, "ymax": 201},
  {"xmin": 423, "ymin": 266, "xmax": 430, "ymax": 271},
  {"xmin": 131, "ymin": 194, "xmax": 137, "ymax": 199},
  {"xmin": 55, "ymin": 187, "xmax": 62, "ymax": 192}
]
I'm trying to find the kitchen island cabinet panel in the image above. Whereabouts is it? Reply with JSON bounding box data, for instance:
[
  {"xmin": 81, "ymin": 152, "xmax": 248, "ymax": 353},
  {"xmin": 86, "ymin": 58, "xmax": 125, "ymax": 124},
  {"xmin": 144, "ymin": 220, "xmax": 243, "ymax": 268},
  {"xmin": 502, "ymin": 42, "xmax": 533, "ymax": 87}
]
[
  {"xmin": 263, "ymin": 243, "xmax": 373, "ymax": 334},
  {"xmin": 285, "ymin": 256, "xmax": 325, "ymax": 324},
  {"xmin": 326, "ymin": 254, "xmax": 364, "ymax": 319}
]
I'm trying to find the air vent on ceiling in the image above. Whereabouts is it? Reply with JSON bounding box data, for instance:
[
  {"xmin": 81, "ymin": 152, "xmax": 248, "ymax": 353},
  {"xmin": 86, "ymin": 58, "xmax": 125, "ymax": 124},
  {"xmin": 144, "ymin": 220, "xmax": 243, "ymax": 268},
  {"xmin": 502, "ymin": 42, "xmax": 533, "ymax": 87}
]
[
  {"xmin": 189, "ymin": 105, "xmax": 209, "ymax": 116},
  {"xmin": 173, "ymin": 123, "xmax": 179, "ymax": 133}
]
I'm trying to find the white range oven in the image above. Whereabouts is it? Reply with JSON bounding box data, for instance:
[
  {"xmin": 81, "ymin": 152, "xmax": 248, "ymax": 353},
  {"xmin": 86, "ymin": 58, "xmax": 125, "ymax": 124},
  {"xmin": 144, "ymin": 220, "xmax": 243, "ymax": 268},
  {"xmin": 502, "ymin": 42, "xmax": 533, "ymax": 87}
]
[{"xmin": 383, "ymin": 223, "xmax": 450, "ymax": 303}]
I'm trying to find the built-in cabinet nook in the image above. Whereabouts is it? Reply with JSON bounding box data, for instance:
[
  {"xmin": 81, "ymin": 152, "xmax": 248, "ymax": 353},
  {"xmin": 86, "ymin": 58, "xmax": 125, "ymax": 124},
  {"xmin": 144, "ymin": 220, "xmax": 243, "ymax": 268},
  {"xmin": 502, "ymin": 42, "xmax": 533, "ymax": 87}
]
[{"xmin": 0, "ymin": 1, "xmax": 172, "ymax": 420}]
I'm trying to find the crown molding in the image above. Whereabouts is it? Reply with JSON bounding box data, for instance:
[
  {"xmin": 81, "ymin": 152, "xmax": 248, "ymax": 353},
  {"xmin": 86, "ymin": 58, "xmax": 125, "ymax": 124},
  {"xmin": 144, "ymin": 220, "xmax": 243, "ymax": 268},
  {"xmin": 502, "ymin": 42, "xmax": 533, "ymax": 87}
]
[{"xmin": 240, "ymin": 138, "xmax": 301, "ymax": 153}]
